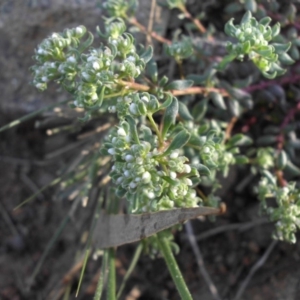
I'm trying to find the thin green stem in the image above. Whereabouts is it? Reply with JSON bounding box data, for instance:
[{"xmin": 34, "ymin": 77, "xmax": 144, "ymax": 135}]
[
  {"xmin": 157, "ymin": 231, "xmax": 193, "ymax": 300},
  {"xmin": 147, "ymin": 113, "xmax": 163, "ymax": 148},
  {"xmin": 0, "ymin": 99, "xmax": 70, "ymax": 133},
  {"xmin": 107, "ymin": 248, "xmax": 116, "ymax": 300},
  {"xmin": 116, "ymin": 243, "xmax": 143, "ymax": 299}
]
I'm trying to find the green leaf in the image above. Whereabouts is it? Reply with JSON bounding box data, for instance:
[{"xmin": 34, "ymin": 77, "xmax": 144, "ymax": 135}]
[
  {"xmin": 217, "ymin": 54, "xmax": 237, "ymax": 71},
  {"xmin": 279, "ymin": 53, "xmax": 295, "ymax": 65},
  {"xmin": 221, "ymin": 81, "xmax": 251, "ymax": 101},
  {"xmin": 245, "ymin": 0, "xmax": 257, "ymax": 13},
  {"xmin": 165, "ymin": 79, "xmax": 194, "ymax": 91},
  {"xmin": 234, "ymin": 155, "xmax": 249, "ymax": 164},
  {"xmin": 224, "ymin": 18, "xmax": 236, "ymax": 37},
  {"xmin": 241, "ymin": 11, "xmax": 252, "ymax": 24},
  {"xmin": 192, "ymin": 99, "xmax": 208, "ymax": 122},
  {"xmin": 227, "ymin": 134, "xmax": 253, "ymax": 147},
  {"xmin": 256, "ymin": 135, "xmax": 277, "ymax": 145},
  {"xmin": 161, "ymin": 176, "xmax": 178, "ymax": 186},
  {"xmin": 271, "ymin": 23, "xmax": 280, "ymax": 38},
  {"xmin": 160, "ymin": 94, "xmax": 173, "ymax": 110},
  {"xmin": 178, "ymin": 101, "xmax": 194, "ymax": 121},
  {"xmin": 209, "ymin": 91, "xmax": 226, "ymax": 110},
  {"xmin": 78, "ymin": 31, "xmax": 94, "ymax": 53},
  {"xmin": 242, "ymin": 40, "xmax": 251, "ymax": 53},
  {"xmin": 116, "ymin": 186, "xmax": 127, "ymax": 197},
  {"xmin": 162, "ymin": 97, "xmax": 178, "ymax": 138},
  {"xmin": 262, "ymin": 71, "xmax": 277, "ymax": 79},
  {"xmin": 261, "ymin": 170, "xmax": 276, "ymax": 186},
  {"xmin": 227, "ymin": 99, "xmax": 240, "ymax": 117},
  {"xmin": 193, "ymin": 164, "xmax": 211, "ymax": 176},
  {"xmin": 272, "ymin": 42, "xmax": 291, "ymax": 54},
  {"xmin": 259, "ymin": 16, "xmax": 272, "ymax": 26},
  {"xmin": 140, "ymin": 46, "xmax": 153, "ymax": 63},
  {"xmin": 186, "ymin": 74, "xmax": 207, "ymax": 85},
  {"xmin": 206, "ymin": 129, "xmax": 218, "ymax": 140},
  {"xmin": 126, "ymin": 115, "xmax": 140, "ymax": 144},
  {"xmin": 164, "ymin": 130, "xmax": 191, "ymax": 156},
  {"xmin": 198, "ymin": 123, "xmax": 209, "ymax": 134},
  {"xmin": 146, "ymin": 58, "xmax": 158, "ymax": 82},
  {"xmin": 277, "ymin": 150, "xmax": 287, "ymax": 170},
  {"xmin": 285, "ymin": 160, "xmax": 300, "ymax": 177},
  {"xmin": 158, "ymin": 75, "xmax": 169, "ymax": 87},
  {"xmin": 225, "ymin": 3, "xmax": 243, "ymax": 14}
]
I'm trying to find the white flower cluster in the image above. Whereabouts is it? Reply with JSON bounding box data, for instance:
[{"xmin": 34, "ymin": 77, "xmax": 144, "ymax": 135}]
[
  {"xmin": 103, "ymin": 124, "xmax": 201, "ymax": 212},
  {"xmin": 32, "ymin": 26, "xmax": 87, "ymax": 91},
  {"xmin": 258, "ymin": 172, "xmax": 300, "ymax": 243},
  {"xmin": 108, "ymin": 92, "xmax": 159, "ymax": 118},
  {"xmin": 74, "ymin": 48, "xmax": 115, "ymax": 108}
]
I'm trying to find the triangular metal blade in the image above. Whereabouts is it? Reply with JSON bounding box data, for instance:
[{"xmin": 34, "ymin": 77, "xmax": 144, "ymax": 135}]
[{"xmin": 93, "ymin": 206, "xmax": 222, "ymax": 249}]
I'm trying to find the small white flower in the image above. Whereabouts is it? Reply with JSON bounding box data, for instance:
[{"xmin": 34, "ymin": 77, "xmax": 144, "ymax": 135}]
[
  {"xmin": 129, "ymin": 182, "xmax": 137, "ymax": 189},
  {"xmin": 142, "ymin": 171, "xmax": 151, "ymax": 182},
  {"xmin": 91, "ymin": 93, "xmax": 98, "ymax": 101},
  {"xmin": 170, "ymin": 171, "xmax": 177, "ymax": 179},
  {"xmin": 108, "ymin": 148, "xmax": 116, "ymax": 155},
  {"xmin": 36, "ymin": 83, "xmax": 44, "ymax": 90},
  {"xmin": 108, "ymin": 106, "xmax": 116, "ymax": 113},
  {"xmin": 41, "ymin": 76, "xmax": 48, "ymax": 82},
  {"xmin": 51, "ymin": 33, "xmax": 59, "ymax": 39},
  {"xmin": 203, "ymin": 146, "xmax": 210, "ymax": 154},
  {"xmin": 127, "ymin": 55, "xmax": 135, "ymax": 62},
  {"xmin": 147, "ymin": 191, "xmax": 155, "ymax": 199},
  {"xmin": 116, "ymin": 176, "xmax": 123, "ymax": 184},
  {"xmin": 129, "ymin": 103, "xmax": 138, "ymax": 115},
  {"xmin": 125, "ymin": 154, "xmax": 134, "ymax": 162},
  {"xmin": 185, "ymin": 178, "xmax": 193, "ymax": 186},
  {"xmin": 235, "ymin": 29, "xmax": 241, "ymax": 37},
  {"xmin": 75, "ymin": 26, "xmax": 83, "ymax": 35},
  {"xmin": 111, "ymin": 39, "xmax": 117, "ymax": 45},
  {"xmin": 170, "ymin": 151, "xmax": 179, "ymax": 159},
  {"xmin": 117, "ymin": 127, "xmax": 127, "ymax": 136},
  {"xmin": 245, "ymin": 28, "xmax": 252, "ymax": 34},
  {"xmin": 93, "ymin": 61, "xmax": 100, "ymax": 70},
  {"xmin": 82, "ymin": 72, "xmax": 90, "ymax": 81},
  {"xmin": 124, "ymin": 96, "xmax": 131, "ymax": 103},
  {"xmin": 124, "ymin": 170, "xmax": 130, "ymax": 177},
  {"xmin": 183, "ymin": 164, "xmax": 191, "ymax": 173},
  {"xmin": 67, "ymin": 56, "xmax": 76, "ymax": 63},
  {"xmin": 141, "ymin": 96, "xmax": 149, "ymax": 102}
]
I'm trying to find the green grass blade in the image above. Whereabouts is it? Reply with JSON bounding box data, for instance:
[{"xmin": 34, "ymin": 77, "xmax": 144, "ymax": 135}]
[
  {"xmin": 0, "ymin": 99, "xmax": 70, "ymax": 133},
  {"xmin": 157, "ymin": 231, "xmax": 193, "ymax": 300},
  {"xmin": 94, "ymin": 250, "xmax": 109, "ymax": 300},
  {"xmin": 107, "ymin": 248, "xmax": 116, "ymax": 300},
  {"xmin": 116, "ymin": 243, "xmax": 143, "ymax": 299},
  {"xmin": 14, "ymin": 176, "xmax": 62, "ymax": 210},
  {"xmin": 76, "ymin": 248, "xmax": 91, "ymax": 297},
  {"xmin": 27, "ymin": 213, "xmax": 71, "ymax": 288},
  {"xmin": 76, "ymin": 191, "xmax": 104, "ymax": 296}
]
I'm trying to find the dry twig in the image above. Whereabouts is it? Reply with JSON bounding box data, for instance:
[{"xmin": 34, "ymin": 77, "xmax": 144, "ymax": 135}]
[
  {"xmin": 185, "ymin": 221, "xmax": 222, "ymax": 300},
  {"xmin": 233, "ymin": 240, "xmax": 278, "ymax": 300}
]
